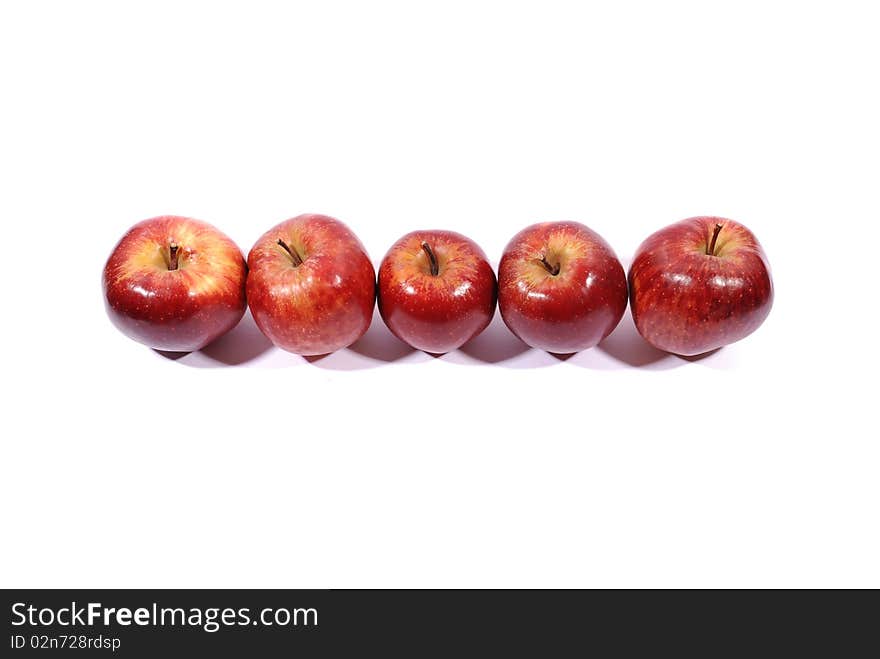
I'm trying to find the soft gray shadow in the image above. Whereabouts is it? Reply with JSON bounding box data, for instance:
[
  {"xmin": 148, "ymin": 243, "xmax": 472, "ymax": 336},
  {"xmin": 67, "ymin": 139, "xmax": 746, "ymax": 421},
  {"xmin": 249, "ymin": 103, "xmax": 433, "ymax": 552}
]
[
  {"xmin": 458, "ymin": 312, "xmax": 530, "ymax": 364},
  {"xmin": 153, "ymin": 310, "xmax": 274, "ymax": 367},
  {"xmin": 200, "ymin": 310, "xmax": 273, "ymax": 365},
  {"xmin": 347, "ymin": 309, "xmax": 414, "ymax": 362},
  {"xmin": 594, "ymin": 308, "xmax": 681, "ymax": 370}
]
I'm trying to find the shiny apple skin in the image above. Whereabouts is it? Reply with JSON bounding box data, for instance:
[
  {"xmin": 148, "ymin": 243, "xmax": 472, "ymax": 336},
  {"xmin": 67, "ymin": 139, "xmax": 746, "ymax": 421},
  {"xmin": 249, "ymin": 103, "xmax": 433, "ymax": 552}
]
[
  {"xmin": 246, "ymin": 214, "xmax": 376, "ymax": 355},
  {"xmin": 498, "ymin": 221, "xmax": 628, "ymax": 353},
  {"xmin": 628, "ymin": 216, "xmax": 774, "ymax": 356},
  {"xmin": 102, "ymin": 216, "xmax": 247, "ymax": 352},
  {"xmin": 377, "ymin": 230, "xmax": 497, "ymax": 353}
]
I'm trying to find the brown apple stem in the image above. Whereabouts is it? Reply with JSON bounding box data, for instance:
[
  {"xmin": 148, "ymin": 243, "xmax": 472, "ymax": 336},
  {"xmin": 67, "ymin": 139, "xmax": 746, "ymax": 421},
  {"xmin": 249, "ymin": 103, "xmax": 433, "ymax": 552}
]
[
  {"xmin": 537, "ymin": 254, "xmax": 561, "ymax": 276},
  {"xmin": 421, "ymin": 241, "xmax": 439, "ymax": 276},
  {"xmin": 277, "ymin": 238, "xmax": 304, "ymax": 267},
  {"xmin": 168, "ymin": 243, "xmax": 180, "ymax": 271},
  {"xmin": 707, "ymin": 223, "xmax": 723, "ymax": 256}
]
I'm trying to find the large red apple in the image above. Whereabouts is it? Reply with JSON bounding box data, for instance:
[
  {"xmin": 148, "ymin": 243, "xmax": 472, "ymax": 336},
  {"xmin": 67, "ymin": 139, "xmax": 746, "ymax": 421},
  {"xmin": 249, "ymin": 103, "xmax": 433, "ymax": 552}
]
[
  {"xmin": 498, "ymin": 222, "xmax": 627, "ymax": 353},
  {"xmin": 628, "ymin": 216, "xmax": 774, "ymax": 356},
  {"xmin": 377, "ymin": 230, "xmax": 497, "ymax": 353},
  {"xmin": 102, "ymin": 215, "xmax": 247, "ymax": 352},
  {"xmin": 246, "ymin": 214, "xmax": 375, "ymax": 355}
]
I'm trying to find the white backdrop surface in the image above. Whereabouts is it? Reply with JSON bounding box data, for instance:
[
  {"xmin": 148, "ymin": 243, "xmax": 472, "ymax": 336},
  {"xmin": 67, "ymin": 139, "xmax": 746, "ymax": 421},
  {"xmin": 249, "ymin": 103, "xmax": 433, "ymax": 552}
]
[{"xmin": 1, "ymin": 1, "xmax": 877, "ymax": 587}]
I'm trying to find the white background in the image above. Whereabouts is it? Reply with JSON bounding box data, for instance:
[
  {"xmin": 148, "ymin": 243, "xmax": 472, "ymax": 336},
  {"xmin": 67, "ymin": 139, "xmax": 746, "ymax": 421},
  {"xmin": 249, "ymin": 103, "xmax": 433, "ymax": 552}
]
[{"xmin": 1, "ymin": 1, "xmax": 877, "ymax": 588}]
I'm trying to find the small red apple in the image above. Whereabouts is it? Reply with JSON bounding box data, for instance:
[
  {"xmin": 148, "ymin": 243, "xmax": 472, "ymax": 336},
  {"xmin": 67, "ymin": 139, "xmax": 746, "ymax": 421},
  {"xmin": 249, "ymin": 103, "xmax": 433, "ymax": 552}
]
[
  {"xmin": 246, "ymin": 214, "xmax": 375, "ymax": 355},
  {"xmin": 498, "ymin": 221, "xmax": 627, "ymax": 353},
  {"xmin": 628, "ymin": 216, "xmax": 774, "ymax": 356},
  {"xmin": 377, "ymin": 230, "xmax": 497, "ymax": 353},
  {"xmin": 102, "ymin": 215, "xmax": 247, "ymax": 352}
]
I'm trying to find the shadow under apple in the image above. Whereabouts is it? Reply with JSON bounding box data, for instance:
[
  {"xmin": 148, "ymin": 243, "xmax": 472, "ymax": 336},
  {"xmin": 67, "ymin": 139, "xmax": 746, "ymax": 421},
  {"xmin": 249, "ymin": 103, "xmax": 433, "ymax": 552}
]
[
  {"xmin": 679, "ymin": 347, "xmax": 722, "ymax": 362},
  {"xmin": 347, "ymin": 309, "xmax": 414, "ymax": 363},
  {"xmin": 458, "ymin": 313, "xmax": 530, "ymax": 364},
  {"xmin": 199, "ymin": 310, "xmax": 273, "ymax": 365},
  {"xmin": 154, "ymin": 310, "xmax": 273, "ymax": 367},
  {"xmin": 594, "ymin": 308, "xmax": 681, "ymax": 370},
  {"xmin": 153, "ymin": 348, "xmax": 188, "ymax": 361}
]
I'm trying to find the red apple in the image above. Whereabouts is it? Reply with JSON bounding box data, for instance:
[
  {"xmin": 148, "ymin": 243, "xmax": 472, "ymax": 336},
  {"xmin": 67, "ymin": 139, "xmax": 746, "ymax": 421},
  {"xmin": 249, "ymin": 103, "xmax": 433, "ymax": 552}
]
[
  {"xmin": 102, "ymin": 215, "xmax": 247, "ymax": 352},
  {"xmin": 498, "ymin": 222, "xmax": 627, "ymax": 353},
  {"xmin": 628, "ymin": 216, "xmax": 774, "ymax": 356},
  {"xmin": 246, "ymin": 214, "xmax": 375, "ymax": 355},
  {"xmin": 377, "ymin": 230, "xmax": 497, "ymax": 353}
]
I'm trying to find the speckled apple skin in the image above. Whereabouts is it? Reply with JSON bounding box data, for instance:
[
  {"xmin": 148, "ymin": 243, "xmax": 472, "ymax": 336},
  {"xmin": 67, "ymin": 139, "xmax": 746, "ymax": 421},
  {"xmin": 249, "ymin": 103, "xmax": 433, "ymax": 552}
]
[
  {"xmin": 246, "ymin": 214, "xmax": 376, "ymax": 355},
  {"xmin": 498, "ymin": 221, "xmax": 628, "ymax": 353},
  {"xmin": 377, "ymin": 230, "xmax": 497, "ymax": 353},
  {"xmin": 102, "ymin": 216, "xmax": 247, "ymax": 352},
  {"xmin": 628, "ymin": 216, "xmax": 774, "ymax": 356}
]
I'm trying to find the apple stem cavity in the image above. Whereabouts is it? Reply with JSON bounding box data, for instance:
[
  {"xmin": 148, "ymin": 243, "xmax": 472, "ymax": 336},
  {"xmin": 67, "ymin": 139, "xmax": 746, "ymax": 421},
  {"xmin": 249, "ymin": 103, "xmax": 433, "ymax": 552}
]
[
  {"xmin": 707, "ymin": 223, "xmax": 723, "ymax": 256},
  {"xmin": 277, "ymin": 238, "xmax": 304, "ymax": 267},
  {"xmin": 168, "ymin": 243, "xmax": 180, "ymax": 271},
  {"xmin": 421, "ymin": 241, "xmax": 440, "ymax": 276},
  {"xmin": 537, "ymin": 255, "xmax": 561, "ymax": 276}
]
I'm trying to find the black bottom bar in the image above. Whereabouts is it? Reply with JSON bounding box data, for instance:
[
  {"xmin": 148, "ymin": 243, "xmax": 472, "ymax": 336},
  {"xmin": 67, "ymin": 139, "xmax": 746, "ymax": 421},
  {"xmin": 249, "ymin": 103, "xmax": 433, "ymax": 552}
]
[{"xmin": 2, "ymin": 589, "xmax": 873, "ymax": 656}]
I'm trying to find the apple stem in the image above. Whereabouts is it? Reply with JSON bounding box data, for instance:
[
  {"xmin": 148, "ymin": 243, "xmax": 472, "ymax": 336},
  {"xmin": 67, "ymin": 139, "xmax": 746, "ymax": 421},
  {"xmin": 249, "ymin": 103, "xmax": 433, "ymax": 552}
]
[
  {"xmin": 168, "ymin": 243, "xmax": 180, "ymax": 271},
  {"xmin": 277, "ymin": 238, "xmax": 304, "ymax": 267},
  {"xmin": 707, "ymin": 223, "xmax": 723, "ymax": 256},
  {"xmin": 421, "ymin": 241, "xmax": 439, "ymax": 276},
  {"xmin": 538, "ymin": 255, "xmax": 561, "ymax": 276}
]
